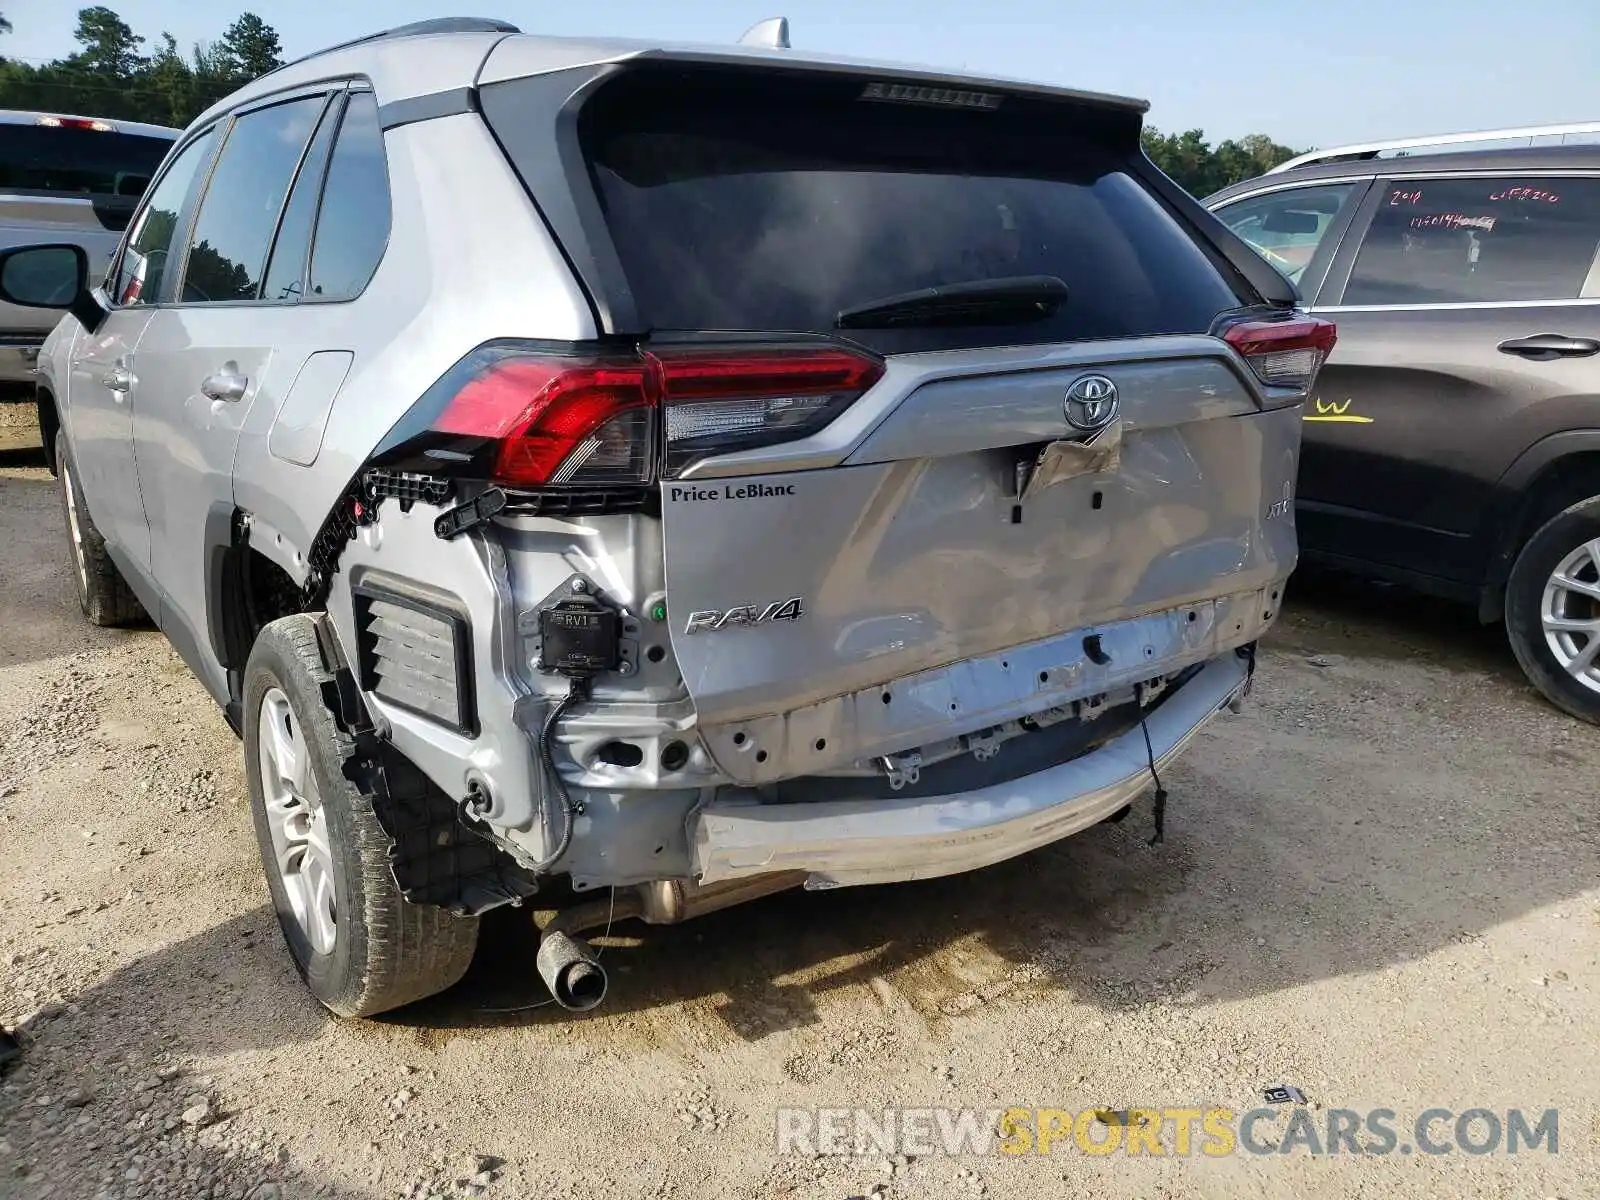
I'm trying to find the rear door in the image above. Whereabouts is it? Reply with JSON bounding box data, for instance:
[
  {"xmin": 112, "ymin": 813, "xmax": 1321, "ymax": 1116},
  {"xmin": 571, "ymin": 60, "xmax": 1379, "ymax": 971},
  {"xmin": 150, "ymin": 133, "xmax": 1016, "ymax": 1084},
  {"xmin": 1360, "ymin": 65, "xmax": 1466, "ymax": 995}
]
[
  {"xmin": 539, "ymin": 65, "xmax": 1303, "ymax": 752},
  {"xmin": 129, "ymin": 91, "xmax": 334, "ymax": 696},
  {"xmin": 1304, "ymin": 173, "xmax": 1600, "ymax": 581},
  {"xmin": 65, "ymin": 127, "xmax": 216, "ymax": 584}
]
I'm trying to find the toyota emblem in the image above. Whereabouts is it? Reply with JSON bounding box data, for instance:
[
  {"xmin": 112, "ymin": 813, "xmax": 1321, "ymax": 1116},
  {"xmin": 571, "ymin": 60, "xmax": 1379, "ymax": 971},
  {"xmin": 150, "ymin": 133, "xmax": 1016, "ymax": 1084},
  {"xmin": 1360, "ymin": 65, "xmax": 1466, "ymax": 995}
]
[{"xmin": 1064, "ymin": 374, "xmax": 1120, "ymax": 432}]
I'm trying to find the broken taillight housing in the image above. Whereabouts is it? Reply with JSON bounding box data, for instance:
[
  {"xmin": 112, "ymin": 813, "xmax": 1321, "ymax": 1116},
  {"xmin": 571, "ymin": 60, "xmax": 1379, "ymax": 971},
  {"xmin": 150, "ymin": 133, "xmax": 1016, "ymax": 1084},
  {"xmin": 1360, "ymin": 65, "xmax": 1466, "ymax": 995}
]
[
  {"xmin": 1220, "ymin": 314, "xmax": 1338, "ymax": 395},
  {"xmin": 654, "ymin": 346, "xmax": 883, "ymax": 476},
  {"xmin": 392, "ymin": 341, "xmax": 885, "ymax": 493}
]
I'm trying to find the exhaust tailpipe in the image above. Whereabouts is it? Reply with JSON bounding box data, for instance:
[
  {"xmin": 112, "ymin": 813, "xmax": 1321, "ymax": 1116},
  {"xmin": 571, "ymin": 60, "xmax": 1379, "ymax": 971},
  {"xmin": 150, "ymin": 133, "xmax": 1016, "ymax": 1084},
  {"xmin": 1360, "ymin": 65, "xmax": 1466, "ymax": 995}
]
[
  {"xmin": 534, "ymin": 891, "xmax": 641, "ymax": 1012},
  {"xmin": 534, "ymin": 930, "xmax": 609, "ymax": 1012},
  {"xmin": 534, "ymin": 872, "xmax": 804, "ymax": 1011}
]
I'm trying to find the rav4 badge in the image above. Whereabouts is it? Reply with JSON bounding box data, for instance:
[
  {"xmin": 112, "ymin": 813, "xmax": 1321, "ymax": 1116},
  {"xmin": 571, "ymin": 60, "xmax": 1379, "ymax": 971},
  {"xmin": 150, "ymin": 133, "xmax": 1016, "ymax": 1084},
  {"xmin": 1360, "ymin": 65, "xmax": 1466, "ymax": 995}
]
[{"xmin": 684, "ymin": 597, "xmax": 805, "ymax": 635}]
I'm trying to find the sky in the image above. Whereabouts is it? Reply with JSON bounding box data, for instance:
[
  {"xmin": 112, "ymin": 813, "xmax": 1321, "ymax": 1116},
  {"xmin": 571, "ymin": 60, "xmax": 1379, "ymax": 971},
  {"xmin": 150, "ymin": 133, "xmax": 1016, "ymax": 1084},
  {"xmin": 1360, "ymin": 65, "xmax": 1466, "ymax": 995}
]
[{"xmin": 4, "ymin": 0, "xmax": 1598, "ymax": 149}]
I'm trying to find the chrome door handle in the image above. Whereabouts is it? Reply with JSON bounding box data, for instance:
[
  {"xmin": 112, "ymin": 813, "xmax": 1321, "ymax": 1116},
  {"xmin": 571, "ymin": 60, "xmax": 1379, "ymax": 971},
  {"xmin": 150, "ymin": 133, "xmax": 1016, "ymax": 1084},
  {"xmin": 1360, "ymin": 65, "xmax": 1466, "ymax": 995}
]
[
  {"xmin": 200, "ymin": 370, "xmax": 248, "ymax": 402},
  {"xmin": 105, "ymin": 366, "xmax": 133, "ymax": 393}
]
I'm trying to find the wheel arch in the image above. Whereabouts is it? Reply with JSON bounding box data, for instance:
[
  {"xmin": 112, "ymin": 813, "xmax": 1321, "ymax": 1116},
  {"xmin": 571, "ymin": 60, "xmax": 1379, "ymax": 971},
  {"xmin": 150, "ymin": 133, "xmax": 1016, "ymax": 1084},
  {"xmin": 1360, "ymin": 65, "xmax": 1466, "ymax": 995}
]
[
  {"xmin": 212, "ymin": 510, "xmax": 324, "ymax": 731},
  {"xmin": 1479, "ymin": 432, "xmax": 1600, "ymax": 623}
]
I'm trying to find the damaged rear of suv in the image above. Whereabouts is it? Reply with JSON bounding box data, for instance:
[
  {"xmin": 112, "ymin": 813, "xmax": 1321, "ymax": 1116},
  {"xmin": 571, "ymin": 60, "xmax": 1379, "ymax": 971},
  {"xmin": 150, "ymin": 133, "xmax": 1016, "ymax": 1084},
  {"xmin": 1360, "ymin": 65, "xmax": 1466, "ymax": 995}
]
[{"xmin": 8, "ymin": 19, "xmax": 1331, "ymax": 1016}]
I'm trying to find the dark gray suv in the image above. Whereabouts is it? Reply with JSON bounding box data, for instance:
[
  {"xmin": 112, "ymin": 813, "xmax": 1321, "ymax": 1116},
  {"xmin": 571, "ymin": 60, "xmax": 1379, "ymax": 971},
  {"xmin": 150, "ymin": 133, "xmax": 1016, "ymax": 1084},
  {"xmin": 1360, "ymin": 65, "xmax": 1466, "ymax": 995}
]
[{"xmin": 1209, "ymin": 139, "xmax": 1600, "ymax": 723}]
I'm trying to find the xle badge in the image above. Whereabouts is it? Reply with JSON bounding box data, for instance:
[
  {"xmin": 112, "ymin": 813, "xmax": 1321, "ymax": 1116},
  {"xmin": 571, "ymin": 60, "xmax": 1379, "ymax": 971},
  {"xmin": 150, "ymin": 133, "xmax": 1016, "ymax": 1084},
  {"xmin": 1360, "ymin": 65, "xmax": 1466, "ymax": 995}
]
[
  {"xmin": 1266, "ymin": 480, "xmax": 1293, "ymax": 520},
  {"xmin": 684, "ymin": 597, "xmax": 805, "ymax": 635}
]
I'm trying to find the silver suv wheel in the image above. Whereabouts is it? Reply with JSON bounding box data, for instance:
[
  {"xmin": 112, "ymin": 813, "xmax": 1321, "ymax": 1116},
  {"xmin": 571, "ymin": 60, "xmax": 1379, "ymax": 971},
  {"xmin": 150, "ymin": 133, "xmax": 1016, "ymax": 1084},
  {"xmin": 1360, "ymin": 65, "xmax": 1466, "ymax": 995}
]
[
  {"xmin": 1540, "ymin": 537, "xmax": 1600, "ymax": 695},
  {"xmin": 258, "ymin": 686, "xmax": 339, "ymax": 955}
]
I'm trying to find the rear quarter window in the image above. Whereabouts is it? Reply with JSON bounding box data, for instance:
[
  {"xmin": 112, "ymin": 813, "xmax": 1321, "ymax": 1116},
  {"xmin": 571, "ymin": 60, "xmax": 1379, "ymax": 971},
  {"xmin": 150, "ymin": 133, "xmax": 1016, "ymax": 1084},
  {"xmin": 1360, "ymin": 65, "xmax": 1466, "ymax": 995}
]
[
  {"xmin": 305, "ymin": 92, "xmax": 391, "ymax": 302},
  {"xmin": 1213, "ymin": 183, "xmax": 1358, "ymax": 285},
  {"xmin": 554, "ymin": 69, "xmax": 1243, "ymax": 351}
]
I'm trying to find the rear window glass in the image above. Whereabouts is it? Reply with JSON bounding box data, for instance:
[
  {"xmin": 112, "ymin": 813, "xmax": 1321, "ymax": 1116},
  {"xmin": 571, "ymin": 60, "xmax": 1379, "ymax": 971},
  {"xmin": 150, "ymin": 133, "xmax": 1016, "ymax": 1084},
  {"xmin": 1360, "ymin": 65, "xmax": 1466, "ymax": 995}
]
[
  {"xmin": 576, "ymin": 71, "xmax": 1241, "ymax": 350},
  {"xmin": 0, "ymin": 125, "xmax": 172, "ymax": 198}
]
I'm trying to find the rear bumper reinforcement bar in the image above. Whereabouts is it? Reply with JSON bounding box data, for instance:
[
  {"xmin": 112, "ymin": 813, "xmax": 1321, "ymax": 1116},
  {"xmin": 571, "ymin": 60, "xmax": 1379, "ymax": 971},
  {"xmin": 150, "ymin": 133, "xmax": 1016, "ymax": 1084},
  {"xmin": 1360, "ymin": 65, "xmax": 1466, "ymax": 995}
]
[{"xmin": 691, "ymin": 652, "xmax": 1248, "ymax": 889}]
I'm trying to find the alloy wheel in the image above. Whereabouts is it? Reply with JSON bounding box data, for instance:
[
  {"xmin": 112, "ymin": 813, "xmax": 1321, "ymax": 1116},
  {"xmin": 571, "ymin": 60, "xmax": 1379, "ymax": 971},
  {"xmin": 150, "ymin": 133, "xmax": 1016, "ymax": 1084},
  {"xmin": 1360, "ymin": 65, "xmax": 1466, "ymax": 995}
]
[
  {"xmin": 1541, "ymin": 537, "xmax": 1600, "ymax": 696},
  {"xmin": 257, "ymin": 687, "xmax": 339, "ymax": 955}
]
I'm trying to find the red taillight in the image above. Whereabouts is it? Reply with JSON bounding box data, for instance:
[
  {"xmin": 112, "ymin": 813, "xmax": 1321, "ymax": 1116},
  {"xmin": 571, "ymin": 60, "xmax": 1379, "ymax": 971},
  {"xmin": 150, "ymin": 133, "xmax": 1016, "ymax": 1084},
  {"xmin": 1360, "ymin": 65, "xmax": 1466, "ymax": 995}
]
[
  {"xmin": 1222, "ymin": 316, "xmax": 1338, "ymax": 393},
  {"xmin": 435, "ymin": 357, "xmax": 656, "ymax": 488},
  {"xmin": 427, "ymin": 345, "xmax": 883, "ymax": 489}
]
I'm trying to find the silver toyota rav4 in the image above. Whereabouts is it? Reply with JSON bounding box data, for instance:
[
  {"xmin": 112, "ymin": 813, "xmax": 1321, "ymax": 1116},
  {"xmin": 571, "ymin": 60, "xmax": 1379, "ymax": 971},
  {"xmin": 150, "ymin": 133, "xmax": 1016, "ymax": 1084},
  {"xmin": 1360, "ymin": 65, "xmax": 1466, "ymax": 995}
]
[{"xmin": 2, "ymin": 17, "xmax": 1332, "ymax": 1017}]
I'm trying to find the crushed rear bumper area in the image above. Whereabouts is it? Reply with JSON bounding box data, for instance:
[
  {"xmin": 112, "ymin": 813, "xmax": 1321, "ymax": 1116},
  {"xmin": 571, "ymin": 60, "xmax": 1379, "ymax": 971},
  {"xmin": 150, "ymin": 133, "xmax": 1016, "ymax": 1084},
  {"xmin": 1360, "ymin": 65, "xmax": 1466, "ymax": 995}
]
[{"xmin": 692, "ymin": 651, "xmax": 1249, "ymax": 889}]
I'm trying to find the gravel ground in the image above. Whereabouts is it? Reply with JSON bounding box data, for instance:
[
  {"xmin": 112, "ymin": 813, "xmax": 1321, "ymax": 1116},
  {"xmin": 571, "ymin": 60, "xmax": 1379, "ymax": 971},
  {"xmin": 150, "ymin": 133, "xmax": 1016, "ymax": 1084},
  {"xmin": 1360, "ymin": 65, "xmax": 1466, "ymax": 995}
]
[{"xmin": 2, "ymin": 438, "xmax": 1597, "ymax": 1200}]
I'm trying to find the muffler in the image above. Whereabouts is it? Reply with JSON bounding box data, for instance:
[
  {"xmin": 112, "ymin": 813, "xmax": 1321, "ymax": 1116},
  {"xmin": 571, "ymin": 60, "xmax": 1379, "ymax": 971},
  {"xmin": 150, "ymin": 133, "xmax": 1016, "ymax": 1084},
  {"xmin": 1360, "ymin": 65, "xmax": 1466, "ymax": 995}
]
[{"xmin": 636, "ymin": 872, "xmax": 807, "ymax": 924}]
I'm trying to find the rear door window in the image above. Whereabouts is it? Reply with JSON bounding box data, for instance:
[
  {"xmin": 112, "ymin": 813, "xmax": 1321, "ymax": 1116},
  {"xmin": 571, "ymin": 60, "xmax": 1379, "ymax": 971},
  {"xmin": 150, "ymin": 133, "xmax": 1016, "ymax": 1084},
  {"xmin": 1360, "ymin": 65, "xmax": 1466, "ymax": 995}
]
[
  {"xmin": 0, "ymin": 124, "xmax": 173, "ymax": 199},
  {"xmin": 1214, "ymin": 183, "xmax": 1358, "ymax": 285},
  {"xmin": 179, "ymin": 95, "xmax": 325, "ymax": 305},
  {"xmin": 569, "ymin": 70, "xmax": 1242, "ymax": 351},
  {"xmin": 1342, "ymin": 177, "xmax": 1600, "ymax": 305}
]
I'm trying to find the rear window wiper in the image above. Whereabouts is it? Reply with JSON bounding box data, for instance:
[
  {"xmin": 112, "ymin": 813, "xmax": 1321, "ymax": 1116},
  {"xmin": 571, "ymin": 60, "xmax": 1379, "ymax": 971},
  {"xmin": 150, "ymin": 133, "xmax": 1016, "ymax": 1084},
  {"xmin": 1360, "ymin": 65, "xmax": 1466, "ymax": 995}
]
[{"xmin": 835, "ymin": 275, "xmax": 1069, "ymax": 330}]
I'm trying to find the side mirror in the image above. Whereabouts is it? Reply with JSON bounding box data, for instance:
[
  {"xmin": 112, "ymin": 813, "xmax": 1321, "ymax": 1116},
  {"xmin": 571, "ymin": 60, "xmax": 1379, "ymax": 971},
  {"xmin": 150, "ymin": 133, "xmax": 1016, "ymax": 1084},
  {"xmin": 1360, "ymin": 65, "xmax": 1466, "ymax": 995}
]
[
  {"xmin": 0, "ymin": 244, "xmax": 88, "ymax": 310},
  {"xmin": 0, "ymin": 243, "xmax": 109, "ymax": 334}
]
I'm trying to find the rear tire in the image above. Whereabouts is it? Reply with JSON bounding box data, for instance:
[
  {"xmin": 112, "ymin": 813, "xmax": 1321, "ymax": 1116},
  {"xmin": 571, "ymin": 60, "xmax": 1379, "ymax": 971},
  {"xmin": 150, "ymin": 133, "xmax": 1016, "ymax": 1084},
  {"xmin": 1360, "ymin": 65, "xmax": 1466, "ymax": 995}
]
[
  {"xmin": 1505, "ymin": 495, "xmax": 1600, "ymax": 724},
  {"xmin": 56, "ymin": 439, "xmax": 145, "ymax": 627},
  {"xmin": 244, "ymin": 615, "xmax": 479, "ymax": 1017}
]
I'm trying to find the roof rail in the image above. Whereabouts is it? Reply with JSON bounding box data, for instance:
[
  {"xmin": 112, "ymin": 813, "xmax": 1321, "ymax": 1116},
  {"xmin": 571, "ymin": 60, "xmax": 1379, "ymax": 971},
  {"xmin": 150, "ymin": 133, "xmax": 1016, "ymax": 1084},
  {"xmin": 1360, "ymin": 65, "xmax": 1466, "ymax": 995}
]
[
  {"xmin": 274, "ymin": 17, "xmax": 521, "ymax": 74},
  {"xmin": 1269, "ymin": 121, "xmax": 1600, "ymax": 174}
]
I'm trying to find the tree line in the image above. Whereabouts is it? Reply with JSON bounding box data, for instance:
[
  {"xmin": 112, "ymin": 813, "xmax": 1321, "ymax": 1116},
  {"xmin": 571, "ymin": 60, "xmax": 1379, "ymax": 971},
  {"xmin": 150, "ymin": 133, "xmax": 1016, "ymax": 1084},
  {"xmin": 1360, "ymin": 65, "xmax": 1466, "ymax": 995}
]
[
  {"xmin": 0, "ymin": 8, "xmax": 1303, "ymax": 194},
  {"xmin": 1141, "ymin": 128, "xmax": 1304, "ymax": 197},
  {"xmin": 0, "ymin": 6, "xmax": 283, "ymax": 130}
]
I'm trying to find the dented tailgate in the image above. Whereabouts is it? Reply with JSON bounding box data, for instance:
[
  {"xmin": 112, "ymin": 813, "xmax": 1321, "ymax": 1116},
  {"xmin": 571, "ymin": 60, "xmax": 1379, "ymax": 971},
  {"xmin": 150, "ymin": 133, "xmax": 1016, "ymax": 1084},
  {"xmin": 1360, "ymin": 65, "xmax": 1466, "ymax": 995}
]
[{"xmin": 661, "ymin": 340, "xmax": 1299, "ymax": 779}]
